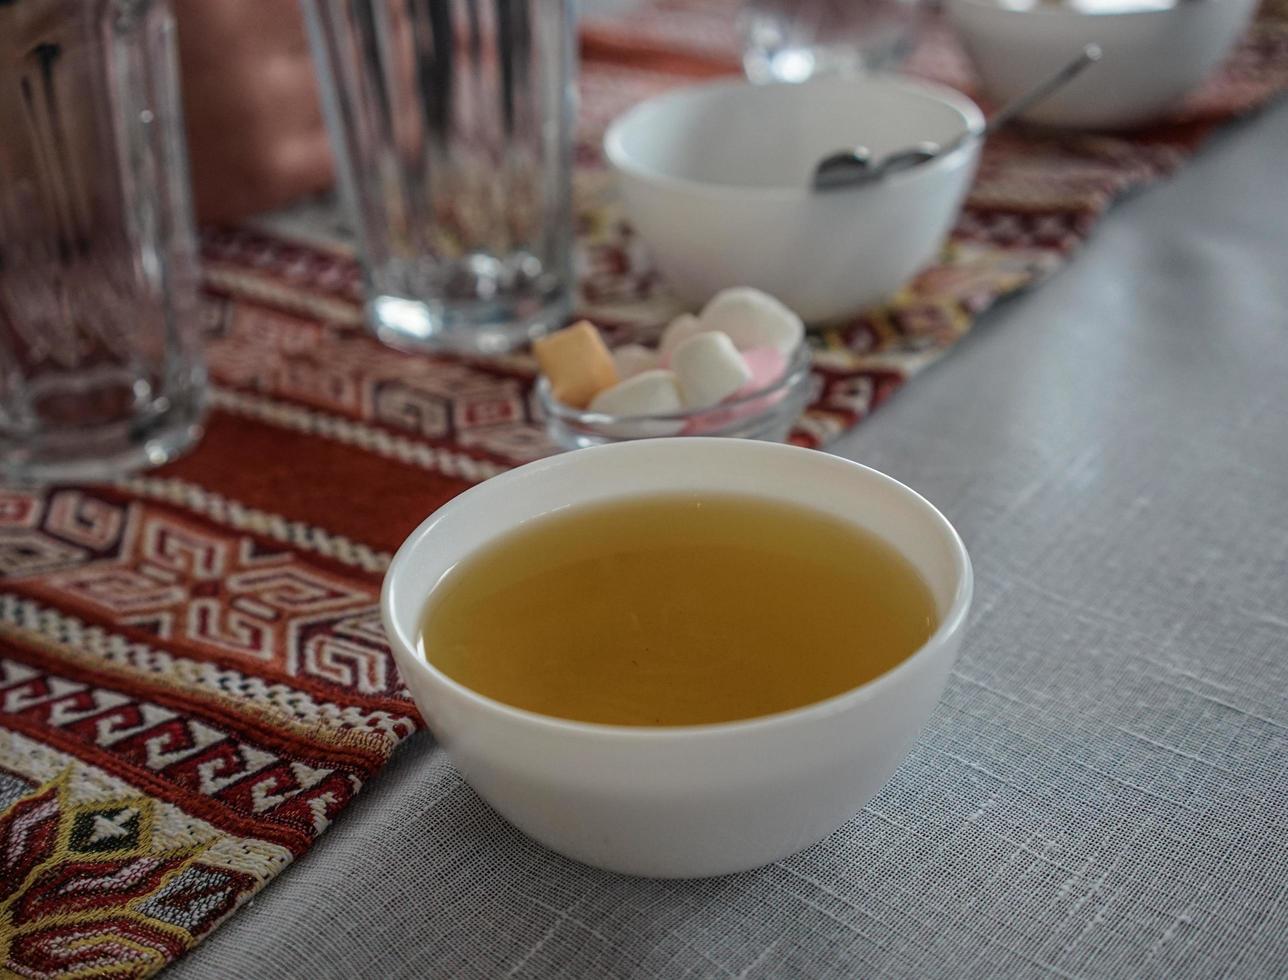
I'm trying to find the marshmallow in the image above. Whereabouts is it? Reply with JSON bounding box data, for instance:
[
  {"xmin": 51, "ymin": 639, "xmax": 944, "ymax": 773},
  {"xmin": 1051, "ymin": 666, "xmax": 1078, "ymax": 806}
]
[
  {"xmin": 683, "ymin": 346, "xmax": 790, "ymax": 436},
  {"xmin": 671, "ymin": 331, "xmax": 752, "ymax": 410},
  {"xmin": 699, "ymin": 288, "xmax": 803, "ymax": 356},
  {"xmin": 589, "ymin": 369, "xmax": 683, "ymax": 418},
  {"xmin": 659, "ymin": 313, "xmax": 703, "ymax": 357},
  {"xmin": 611, "ymin": 344, "xmax": 658, "ymax": 380},
  {"xmin": 533, "ymin": 320, "xmax": 618, "ymax": 409},
  {"xmin": 734, "ymin": 345, "xmax": 788, "ymax": 396},
  {"xmin": 588, "ymin": 369, "xmax": 685, "ymax": 437}
]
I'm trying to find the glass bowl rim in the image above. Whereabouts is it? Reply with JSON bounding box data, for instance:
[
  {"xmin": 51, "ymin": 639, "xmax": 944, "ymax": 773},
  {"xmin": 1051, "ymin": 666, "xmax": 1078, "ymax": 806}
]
[{"xmin": 536, "ymin": 341, "xmax": 813, "ymax": 426}]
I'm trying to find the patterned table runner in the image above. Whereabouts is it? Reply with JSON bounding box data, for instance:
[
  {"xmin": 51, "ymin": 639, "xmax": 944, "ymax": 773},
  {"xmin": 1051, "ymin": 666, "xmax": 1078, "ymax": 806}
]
[{"xmin": 2, "ymin": 3, "xmax": 1286, "ymax": 976}]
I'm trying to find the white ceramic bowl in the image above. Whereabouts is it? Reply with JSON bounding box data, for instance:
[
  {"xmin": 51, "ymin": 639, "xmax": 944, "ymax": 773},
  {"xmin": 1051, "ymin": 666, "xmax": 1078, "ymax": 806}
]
[
  {"xmin": 382, "ymin": 439, "xmax": 973, "ymax": 878},
  {"xmin": 604, "ymin": 77, "xmax": 983, "ymax": 324},
  {"xmin": 946, "ymin": 0, "xmax": 1257, "ymax": 130}
]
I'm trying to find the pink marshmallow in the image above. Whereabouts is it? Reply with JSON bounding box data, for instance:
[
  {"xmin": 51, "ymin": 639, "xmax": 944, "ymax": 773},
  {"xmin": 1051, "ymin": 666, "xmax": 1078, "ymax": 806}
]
[{"xmin": 734, "ymin": 346, "xmax": 788, "ymax": 396}]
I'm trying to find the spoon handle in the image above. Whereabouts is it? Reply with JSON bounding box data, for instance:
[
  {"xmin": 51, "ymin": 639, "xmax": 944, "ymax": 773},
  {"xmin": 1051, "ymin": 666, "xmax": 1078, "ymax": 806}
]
[
  {"xmin": 982, "ymin": 43, "xmax": 1102, "ymax": 138},
  {"xmin": 811, "ymin": 43, "xmax": 1102, "ymax": 192}
]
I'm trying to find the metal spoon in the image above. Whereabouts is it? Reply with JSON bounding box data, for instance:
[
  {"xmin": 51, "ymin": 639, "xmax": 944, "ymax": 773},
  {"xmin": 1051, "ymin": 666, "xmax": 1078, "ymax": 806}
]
[{"xmin": 813, "ymin": 43, "xmax": 1102, "ymax": 192}]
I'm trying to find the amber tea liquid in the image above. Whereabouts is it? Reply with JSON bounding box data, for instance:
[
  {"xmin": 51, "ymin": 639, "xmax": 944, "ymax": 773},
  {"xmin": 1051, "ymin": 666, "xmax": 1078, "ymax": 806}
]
[{"xmin": 420, "ymin": 493, "xmax": 938, "ymax": 725}]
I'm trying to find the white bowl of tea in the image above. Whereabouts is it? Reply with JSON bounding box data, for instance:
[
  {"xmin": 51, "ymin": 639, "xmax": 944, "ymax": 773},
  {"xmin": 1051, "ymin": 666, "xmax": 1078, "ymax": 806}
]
[{"xmin": 382, "ymin": 439, "xmax": 972, "ymax": 877}]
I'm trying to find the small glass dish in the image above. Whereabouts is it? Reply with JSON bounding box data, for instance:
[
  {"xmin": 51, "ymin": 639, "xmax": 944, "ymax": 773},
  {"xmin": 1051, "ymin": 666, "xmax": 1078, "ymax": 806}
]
[{"xmin": 538, "ymin": 344, "xmax": 813, "ymax": 450}]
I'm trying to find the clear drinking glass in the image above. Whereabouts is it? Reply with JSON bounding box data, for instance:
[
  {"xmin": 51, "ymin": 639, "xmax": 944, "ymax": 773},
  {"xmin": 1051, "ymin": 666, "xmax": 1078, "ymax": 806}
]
[
  {"xmin": 304, "ymin": 0, "xmax": 576, "ymax": 355},
  {"xmin": 739, "ymin": 0, "xmax": 922, "ymax": 83},
  {"xmin": 0, "ymin": 0, "xmax": 205, "ymax": 483}
]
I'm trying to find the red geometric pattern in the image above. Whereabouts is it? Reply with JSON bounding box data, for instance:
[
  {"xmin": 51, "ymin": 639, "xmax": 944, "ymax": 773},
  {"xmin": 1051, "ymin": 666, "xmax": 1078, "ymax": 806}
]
[
  {"xmin": 0, "ymin": 654, "xmax": 368, "ymax": 849},
  {"xmin": 2, "ymin": 492, "xmax": 399, "ymax": 715},
  {"xmin": 3, "ymin": 3, "xmax": 1287, "ymax": 976}
]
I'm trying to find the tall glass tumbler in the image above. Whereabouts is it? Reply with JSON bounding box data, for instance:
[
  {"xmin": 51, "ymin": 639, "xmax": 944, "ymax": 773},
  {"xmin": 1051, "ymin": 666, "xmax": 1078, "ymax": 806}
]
[
  {"xmin": 0, "ymin": 0, "xmax": 205, "ymax": 483},
  {"xmin": 305, "ymin": 0, "xmax": 576, "ymax": 354},
  {"xmin": 740, "ymin": 0, "xmax": 922, "ymax": 83}
]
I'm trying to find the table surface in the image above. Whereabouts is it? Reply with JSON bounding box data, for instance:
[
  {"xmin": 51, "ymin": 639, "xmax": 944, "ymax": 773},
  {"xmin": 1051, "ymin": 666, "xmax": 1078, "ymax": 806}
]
[{"xmin": 170, "ymin": 99, "xmax": 1288, "ymax": 980}]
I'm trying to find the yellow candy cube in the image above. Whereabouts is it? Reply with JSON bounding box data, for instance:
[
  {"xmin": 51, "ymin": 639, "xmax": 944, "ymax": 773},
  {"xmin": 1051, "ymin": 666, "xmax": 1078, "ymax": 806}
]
[{"xmin": 533, "ymin": 320, "xmax": 619, "ymax": 409}]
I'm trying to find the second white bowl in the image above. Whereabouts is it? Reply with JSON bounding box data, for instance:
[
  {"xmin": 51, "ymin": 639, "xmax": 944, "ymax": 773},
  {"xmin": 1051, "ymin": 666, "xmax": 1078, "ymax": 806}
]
[
  {"xmin": 946, "ymin": 0, "xmax": 1257, "ymax": 130},
  {"xmin": 605, "ymin": 77, "xmax": 983, "ymax": 323}
]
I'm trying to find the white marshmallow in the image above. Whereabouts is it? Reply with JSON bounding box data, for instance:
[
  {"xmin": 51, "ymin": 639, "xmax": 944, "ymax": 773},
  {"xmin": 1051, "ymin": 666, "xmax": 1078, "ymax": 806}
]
[
  {"xmin": 589, "ymin": 369, "xmax": 683, "ymax": 418},
  {"xmin": 658, "ymin": 313, "xmax": 703, "ymax": 356},
  {"xmin": 671, "ymin": 331, "xmax": 752, "ymax": 410},
  {"xmin": 587, "ymin": 369, "xmax": 685, "ymax": 438},
  {"xmin": 699, "ymin": 287, "xmax": 804, "ymax": 356},
  {"xmin": 611, "ymin": 344, "xmax": 658, "ymax": 380}
]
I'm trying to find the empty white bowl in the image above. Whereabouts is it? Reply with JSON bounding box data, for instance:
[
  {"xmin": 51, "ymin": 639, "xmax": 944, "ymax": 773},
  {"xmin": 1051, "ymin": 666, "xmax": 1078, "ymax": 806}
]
[
  {"xmin": 604, "ymin": 77, "xmax": 983, "ymax": 323},
  {"xmin": 382, "ymin": 439, "xmax": 973, "ymax": 877},
  {"xmin": 946, "ymin": 0, "xmax": 1257, "ymax": 130}
]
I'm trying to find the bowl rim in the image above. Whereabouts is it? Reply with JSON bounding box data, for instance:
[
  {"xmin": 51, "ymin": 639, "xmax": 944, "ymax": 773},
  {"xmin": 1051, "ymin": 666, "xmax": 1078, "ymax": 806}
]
[
  {"xmin": 945, "ymin": 0, "xmax": 1220, "ymax": 16},
  {"xmin": 381, "ymin": 439, "xmax": 974, "ymax": 742},
  {"xmin": 603, "ymin": 74, "xmax": 985, "ymax": 202},
  {"xmin": 537, "ymin": 341, "xmax": 813, "ymax": 427}
]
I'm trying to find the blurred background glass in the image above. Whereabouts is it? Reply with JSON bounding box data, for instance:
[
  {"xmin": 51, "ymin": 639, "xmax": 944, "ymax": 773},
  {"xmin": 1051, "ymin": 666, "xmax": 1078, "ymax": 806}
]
[
  {"xmin": 304, "ymin": 0, "xmax": 576, "ymax": 355},
  {"xmin": 739, "ymin": 0, "xmax": 924, "ymax": 83},
  {"xmin": 0, "ymin": 0, "xmax": 205, "ymax": 483}
]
